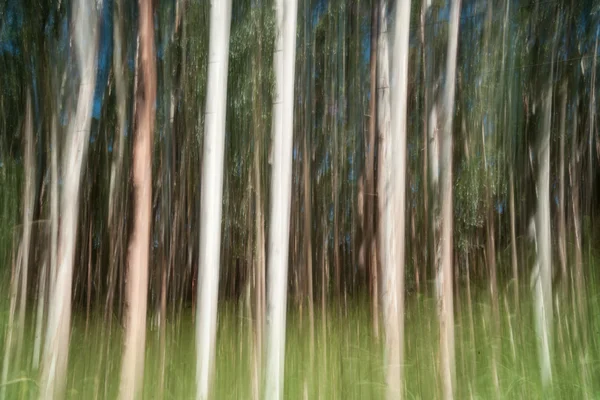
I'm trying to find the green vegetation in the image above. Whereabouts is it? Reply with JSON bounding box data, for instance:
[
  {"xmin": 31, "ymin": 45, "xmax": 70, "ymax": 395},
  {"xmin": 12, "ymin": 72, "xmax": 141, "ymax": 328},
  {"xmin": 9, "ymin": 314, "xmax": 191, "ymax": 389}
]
[{"xmin": 2, "ymin": 271, "xmax": 600, "ymax": 399}]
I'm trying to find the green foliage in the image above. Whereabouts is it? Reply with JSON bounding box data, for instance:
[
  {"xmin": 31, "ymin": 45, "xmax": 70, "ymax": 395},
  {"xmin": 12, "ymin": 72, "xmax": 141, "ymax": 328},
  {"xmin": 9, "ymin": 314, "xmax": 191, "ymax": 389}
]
[{"xmin": 4, "ymin": 273, "xmax": 600, "ymax": 399}]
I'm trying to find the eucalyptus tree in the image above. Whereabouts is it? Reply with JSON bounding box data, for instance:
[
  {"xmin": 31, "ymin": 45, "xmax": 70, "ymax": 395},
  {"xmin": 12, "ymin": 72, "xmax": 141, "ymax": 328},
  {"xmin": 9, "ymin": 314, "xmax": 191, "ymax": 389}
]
[
  {"xmin": 438, "ymin": 0, "xmax": 461, "ymax": 398},
  {"xmin": 16, "ymin": 93, "xmax": 35, "ymax": 371},
  {"xmin": 195, "ymin": 0, "xmax": 232, "ymax": 399},
  {"xmin": 118, "ymin": 0, "xmax": 157, "ymax": 397},
  {"xmin": 367, "ymin": 0, "xmax": 380, "ymax": 340},
  {"xmin": 39, "ymin": 0, "xmax": 100, "ymax": 398},
  {"xmin": 531, "ymin": 4, "xmax": 559, "ymax": 389},
  {"xmin": 264, "ymin": 0, "xmax": 298, "ymax": 397},
  {"xmin": 379, "ymin": 0, "xmax": 411, "ymax": 397}
]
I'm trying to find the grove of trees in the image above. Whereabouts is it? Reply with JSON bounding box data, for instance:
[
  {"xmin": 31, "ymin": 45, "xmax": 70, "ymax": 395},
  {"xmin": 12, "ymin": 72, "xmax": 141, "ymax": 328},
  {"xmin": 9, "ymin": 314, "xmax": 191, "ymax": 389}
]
[{"xmin": 0, "ymin": 0, "xmax": 599, "ymax": 399}]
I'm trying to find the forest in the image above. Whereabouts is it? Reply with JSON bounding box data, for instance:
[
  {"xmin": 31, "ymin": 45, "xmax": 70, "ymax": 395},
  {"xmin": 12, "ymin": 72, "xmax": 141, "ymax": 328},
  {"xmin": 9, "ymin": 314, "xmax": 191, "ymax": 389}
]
[{"xmin": 0, "ymin": 0, "xmax": 599, "ymax": 399}]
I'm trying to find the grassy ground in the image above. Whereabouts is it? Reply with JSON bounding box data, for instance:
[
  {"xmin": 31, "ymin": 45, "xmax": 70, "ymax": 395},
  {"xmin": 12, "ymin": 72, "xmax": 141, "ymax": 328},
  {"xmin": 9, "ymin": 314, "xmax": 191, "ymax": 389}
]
[{"xmin": 1, "ymin": 278, "xmax": 600, "ymax": 399}]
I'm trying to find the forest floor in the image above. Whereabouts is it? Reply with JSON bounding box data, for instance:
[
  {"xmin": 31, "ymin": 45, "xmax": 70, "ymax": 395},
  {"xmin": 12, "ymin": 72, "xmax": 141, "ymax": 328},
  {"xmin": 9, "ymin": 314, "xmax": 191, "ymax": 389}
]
[{"xmin": 2, "ymin": 268, "xmax": 600, "ymax": 399}]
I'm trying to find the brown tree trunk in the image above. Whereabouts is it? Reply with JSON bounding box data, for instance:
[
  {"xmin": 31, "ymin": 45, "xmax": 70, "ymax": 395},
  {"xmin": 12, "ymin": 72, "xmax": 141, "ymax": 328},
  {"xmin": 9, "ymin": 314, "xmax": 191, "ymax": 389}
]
[
  {"xmin": 438, "ymin": 1, "xmax": 461, "ymax": 397},
  {"xmin": 420, "ymin": 0, "xmax": 429, "ymax": 294},
  {"xmin": 119, "ymin": 0, "xmax": 156, "ymax": 396},
  {"xmin": 368, "ymin": 0, "xmax": 380, "ymax": 340}
]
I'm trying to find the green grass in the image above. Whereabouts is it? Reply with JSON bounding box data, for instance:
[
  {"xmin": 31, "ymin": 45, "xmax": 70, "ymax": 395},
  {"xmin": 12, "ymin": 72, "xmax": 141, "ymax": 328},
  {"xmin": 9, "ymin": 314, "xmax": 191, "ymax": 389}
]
[{"xmin": 1, "ymin": 280, "xmax": 600, "ymax": 399}]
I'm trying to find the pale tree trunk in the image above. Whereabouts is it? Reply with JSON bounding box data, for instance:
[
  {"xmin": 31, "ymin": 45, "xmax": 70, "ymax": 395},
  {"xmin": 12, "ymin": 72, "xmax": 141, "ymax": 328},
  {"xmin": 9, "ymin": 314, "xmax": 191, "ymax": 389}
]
[
  {"xmin": 251, "ymin": 26, "xmax": 266, "ymax": 400},
  {"xmin": 15, "ymin": 93, "xmax": 35, "ymax": 372},
  {"xmin": 367, "ymin": 0, "xmax": 380, "ymax": 340},
  {"xmin": 509, "ymin": 169, "xmax": 518, "ymax": 297},
  {"xmin": 532, "ymin": 15, "xmax": 558, "ymax": 389},
  {"xmin": 376, "ymin": 0, "xmax": 390, "ymax": 346},
  {"xmin": 195, "ymin": 1, "xmax": 232, "ymax": 399},
  {"xmin": 533, "ymin": 84, "xmax": 553, "ymax": 389},
  {"xmin": 379, "ymin": 0, "xmax": 411, "ymax": 397},
  {"xmin": 264, "ymin": 0, "xmax": 298, "ymax": 397},
  {"xmin": 558, "ymin": 81, "xmax": 567, "ymax": 280},
  {"xmin": 438, "ymin": 1, "xmax": 461, "ymax": 398},
  {"xmin": 118, "ymin": 0, "xmax": 156, "ymax": 397},
  {"xmin": 39, "ymin": 1, "xmax": 99, "ymax": 398}
]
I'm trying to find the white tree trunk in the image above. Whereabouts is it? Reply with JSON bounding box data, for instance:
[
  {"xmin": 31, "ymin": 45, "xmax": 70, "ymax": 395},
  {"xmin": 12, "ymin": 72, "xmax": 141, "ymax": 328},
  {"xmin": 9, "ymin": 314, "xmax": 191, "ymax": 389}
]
[
  {"xmin": 264, "ymin": 0, "xmax": 298, "ymax": 398},
  {"xmin": 195, "ymin": 1, "xmax": 232, "ymax": 399},
  {"xmin": 533, "ymin": 84, "xmax": 553, "ymax": 389},
  {"xmin": 16, "ymin": 94, "xmax": 35, "ymax": 370},
  {"xmin": 39, "ymin": 1, "xmax": 99, "ymax": 398},
  {"xmin": 378, "ymin": 0, "xmax": 396, "ymax": 394},
  {"xmin": 438, "ymin": 1, "xmax": 461, "ymax": 398},
  {"xmin": 118, "ymin": 0, "xmax": 156, "ymax": 397},
  {"xmin": 380, "ymin": 0, "xmax": 412, "ymax": 397}
]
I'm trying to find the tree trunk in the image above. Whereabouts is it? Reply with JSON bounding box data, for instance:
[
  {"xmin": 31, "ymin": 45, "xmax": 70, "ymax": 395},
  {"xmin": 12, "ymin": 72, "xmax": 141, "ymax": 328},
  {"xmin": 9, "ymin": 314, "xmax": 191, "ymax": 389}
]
[
  {"xmin": 558, "ymin": 81, "xmax": 567, "ymax": 280},
  {"xmin": 251, "ymin": 20, "xmax": 266, "ymax": 400},
  {"xmin": 587, "ymin": 33, "xmax": 597, "ymax": 220},
  {"xmin": 533, "ymin": 83, "xmax": 553, "ymax": 389},
  {"xmin": 509, "ymin": 168, "xmax": 518, "ymax": 298},
  {"xmin": 532, "ymin": 14, "xmax": 558, "ymax": 389},
  {"xmin": 16, "ymin": 93, "xmax": 35, "ymax": 371},
  {"xmin": 40, "ymin": 1, "xmax": 99, "ymax": 397},
  {"xmin": 367, "ymin": 0, "xmax": 381, "ymax": 340},
  {"xmin": 118, "ymin": 0, "xmax": 156, "ymax": 397},
  {"xmin": 195, "ymin": 1, "xmax": 232, "ymax": 399},
  {"xmin": 264, "ymin": 0, "xmax": 298, "ymax": 398},
  {"xmin": 380, "ymin": 0, "xmax": 411, "ymax": 396},
  {"xmin": 420, "ymin": 1, "xmax": 429, "ymax": 293},
  {"xmin": 303, "ymin": 80, "xmax": 315, "ymax": 369},
  {"xmin": 438, "ymin": 1, "xmax": 461, "ymax": 398}
]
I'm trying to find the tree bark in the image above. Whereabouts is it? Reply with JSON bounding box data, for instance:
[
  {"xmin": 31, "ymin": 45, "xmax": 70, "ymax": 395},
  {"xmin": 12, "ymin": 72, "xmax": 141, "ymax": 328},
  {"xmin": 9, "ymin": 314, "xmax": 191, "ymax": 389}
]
[
  {"xmin": 558, "ymin": 81, "xmax": 567, "ymax": 280},
  {"xmin": 380, "ymin": 0, "xmax": 411, "ymax": 396},
  {"xmin": 40, "ymin": 1, "xmax": 99, "ymax": 397},
  {"xmin": 264, "ymin": 0, "xmax": 298, "ymax": 398},
  {"xmin": 118, "ymin": 0, "xmax": 156, "ymax": 397},
  {"xmin": 195, "ymin": 1, "xmax": 232, "ymax": 399},
  {"xmin": 438, "ymin": 1, "xmax": 461, "ymax": 398},
  {"xmin": 16, "ymin": 93, "xmax": 35, "ymax": 371},
  {"xmin": 368, "ymin": 0, "xmax": 380, "ymax": 340}
]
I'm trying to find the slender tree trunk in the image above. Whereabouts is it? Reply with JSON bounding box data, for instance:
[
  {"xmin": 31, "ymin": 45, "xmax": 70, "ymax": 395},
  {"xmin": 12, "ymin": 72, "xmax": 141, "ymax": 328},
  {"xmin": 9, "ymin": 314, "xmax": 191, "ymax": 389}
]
[
  {"xmin": 40, "ymin": 1, "xmax": 99, "ymax": 397},
  {"xmin": 570, "ymin": 93, "xmax": 585, "ymax": 331},
  {"xmin": 365, "ymin": 0, "xmax": 380, "ymax": 340},
  {"xmin": 265, "ymin": 0, "xmax": 298, "ymax": 397},
  {"xmin": 438, "ymin": 1, "xmax": 461, "ymax": 398},
  {"xmin": 533, "ymin": 82, "xmax": 553, "ymax": 389},
  {"xmin": 16, "ymin": 93, "xmax": 35, "ymax": 371},
  {"xmin": 380, "ymin": 0, "xmax": 411, "ymax": 396},
  {"xmin": 558, "ymin": 81, "xmax": 567, "ymax": 280},
  {"xmin": 532, "ymin": 14, "xmax": 559, "ymax": 389},
  {"xmin": 118, "ymin": 0, "xmax": 156, "ymax": 397},
  {"xmin": 587, "ymin": 33, "xmax": 597, "ymax": 220},
  {"xmin": 251, "ymin": 23, "xmax": 266, "ymax": 400},
  {"xmin": 420, "ymin": 1, "xmax": 429, "ymax": 293},
  {"xmin": 509, "ymin": 169, "xmax": 519, "ymax": 299},
  {"xmin": 303, "ymin": 89, "xmax": 315, "ymax": 368},
  {"xmin": 195, "ymin": 2, "xmax": 232, "ymax": 398}
]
